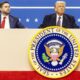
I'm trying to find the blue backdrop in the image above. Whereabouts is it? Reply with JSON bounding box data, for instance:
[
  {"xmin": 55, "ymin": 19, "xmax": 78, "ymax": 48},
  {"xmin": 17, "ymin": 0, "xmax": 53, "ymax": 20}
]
[{"xmin": 1, "ymin": 0, "xmax": 80, "ymax": 28}]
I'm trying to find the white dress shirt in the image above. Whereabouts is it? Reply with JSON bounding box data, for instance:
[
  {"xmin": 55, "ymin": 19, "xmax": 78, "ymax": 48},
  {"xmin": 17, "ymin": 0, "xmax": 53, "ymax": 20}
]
[
  {"xmin": 56, "ymin": 14, "xmax": 63, "ymax": 27},
  {"xmin": 1, "ymin": 14, "xmax": 10, "ymax": 29}
]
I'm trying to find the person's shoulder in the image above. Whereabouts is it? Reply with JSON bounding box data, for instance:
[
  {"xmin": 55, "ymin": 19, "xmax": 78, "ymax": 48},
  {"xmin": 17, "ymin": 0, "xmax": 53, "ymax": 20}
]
[
  {"xmin": 9, "ymin": 15, "xmax": 19, "ymax": 20},
  {"xmin": 44, "ymin": 13, "xmax": 56, "ymax": 18},
  {"xmin": 64, "ymin": 14, "xmax": 74, "ymax": 19}
]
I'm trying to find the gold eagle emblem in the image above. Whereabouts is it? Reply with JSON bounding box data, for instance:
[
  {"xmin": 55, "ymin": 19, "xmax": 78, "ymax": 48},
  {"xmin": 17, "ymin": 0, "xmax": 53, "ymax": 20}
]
[{"xmin": 44, "ymin": 45, "xmax": 64, "ymax": 61}]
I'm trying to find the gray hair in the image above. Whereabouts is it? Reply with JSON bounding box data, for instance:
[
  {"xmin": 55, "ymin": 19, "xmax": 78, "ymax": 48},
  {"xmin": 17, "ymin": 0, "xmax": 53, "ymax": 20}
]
[{"xmin": 55, "ymin": 1, "xmax": 66, "ymax": 6}]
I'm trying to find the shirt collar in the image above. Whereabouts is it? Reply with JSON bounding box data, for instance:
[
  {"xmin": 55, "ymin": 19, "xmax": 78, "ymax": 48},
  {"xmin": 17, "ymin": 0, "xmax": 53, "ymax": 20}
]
[
  {"xmin": 1, "ymin": 14, "xmax": 9, "ymax": 19},
  {"xmin": 57, "ymin": 14, "xmax": 63, "ymax": 19}
]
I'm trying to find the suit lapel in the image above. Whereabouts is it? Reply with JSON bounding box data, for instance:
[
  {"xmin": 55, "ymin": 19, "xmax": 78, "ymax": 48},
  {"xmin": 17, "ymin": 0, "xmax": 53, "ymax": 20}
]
[
  {"xmin": 51, "ymin": 14, "xmax": 56, "ymax": 26},
  {"xmin": 0, "ymin": 14, "xmax": 1, "ymax": 24},
  {"xmin": 9, "ymin": 15, "xmax": 14, "ymax": 28},
  {"xmin": 62, "ymin": 14, "xmax": 69, "ymax": 28}
]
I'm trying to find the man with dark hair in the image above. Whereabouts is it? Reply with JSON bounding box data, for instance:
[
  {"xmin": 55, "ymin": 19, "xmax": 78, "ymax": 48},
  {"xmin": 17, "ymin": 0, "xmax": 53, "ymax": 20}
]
[
  {"xmin": 0, "ymin": 1, "xmax": 24, "ymax": 29},
  {"xmin": 39, "ymin": 1, "xmax": 79, "ymax": 28}
]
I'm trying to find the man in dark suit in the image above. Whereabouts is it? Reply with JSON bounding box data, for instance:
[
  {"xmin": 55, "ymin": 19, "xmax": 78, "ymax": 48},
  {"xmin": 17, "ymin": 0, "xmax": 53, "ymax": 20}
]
[
  {"xmin": 0, "ymin": 1, "xmax": 24, "ymax": 29},
  {"xmin": 39, "ymin": 1, "xmax": 79, "ymax": 28}
]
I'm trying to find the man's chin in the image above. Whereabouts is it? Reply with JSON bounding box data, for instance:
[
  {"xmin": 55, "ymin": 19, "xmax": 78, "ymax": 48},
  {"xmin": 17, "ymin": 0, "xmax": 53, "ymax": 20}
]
[
  {"xmin": 4, "ymin": 12, "xmax": 10, "ymax": 15},
  {"xmin": 57, "ymin": 12, "xmax": 64, "ymax": 15}
]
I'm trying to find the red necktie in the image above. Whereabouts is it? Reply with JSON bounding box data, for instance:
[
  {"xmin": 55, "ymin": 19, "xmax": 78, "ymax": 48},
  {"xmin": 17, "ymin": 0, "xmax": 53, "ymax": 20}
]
[{"xmin": 1, "ymin": 17, "xmax": 6, "ymax": 28}]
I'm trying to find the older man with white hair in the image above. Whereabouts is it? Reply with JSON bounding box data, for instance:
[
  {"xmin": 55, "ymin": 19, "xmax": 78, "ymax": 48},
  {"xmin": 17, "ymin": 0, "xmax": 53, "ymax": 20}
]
[{"xmin": 39, "ymin": 1, "xmax": 79, "ymax": 28}]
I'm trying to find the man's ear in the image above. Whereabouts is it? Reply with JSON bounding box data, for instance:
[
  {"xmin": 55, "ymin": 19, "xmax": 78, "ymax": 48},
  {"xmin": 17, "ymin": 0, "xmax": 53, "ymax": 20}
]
[
  {"xmin": 54, "ymin": 5, "xmax": 57, "ymax": 11},
  {"xmin": 54, "ymin": 7, "xmax": 57, "ymax": 12},
  {"xmin": 0, "ymin": 8, "xmax": 1, "ymax": 12}
]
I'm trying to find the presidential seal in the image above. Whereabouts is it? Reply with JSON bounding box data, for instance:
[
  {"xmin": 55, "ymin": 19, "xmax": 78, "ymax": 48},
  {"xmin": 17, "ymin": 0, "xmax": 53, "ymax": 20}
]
[{"xmin": 28, "ymin": 26, "xmax": 80, "ymax": 78}]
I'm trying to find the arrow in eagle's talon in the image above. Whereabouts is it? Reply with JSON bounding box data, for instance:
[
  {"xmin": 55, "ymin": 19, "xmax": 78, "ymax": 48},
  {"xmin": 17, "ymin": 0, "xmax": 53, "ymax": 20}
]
[{"xmin": 59, "ymin": 53, "xmax": 68, "ymax": 65}]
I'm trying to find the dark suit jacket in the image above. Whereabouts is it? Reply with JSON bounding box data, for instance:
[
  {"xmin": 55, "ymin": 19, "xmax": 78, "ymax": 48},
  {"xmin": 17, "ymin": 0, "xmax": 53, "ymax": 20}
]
[
  {"xmin": 0, "ymin": 13, "xmax": 24, "ymax": 28},
  {"xmin": 39, "ymin": 13, "xmax": 79, "ymax": 28}
]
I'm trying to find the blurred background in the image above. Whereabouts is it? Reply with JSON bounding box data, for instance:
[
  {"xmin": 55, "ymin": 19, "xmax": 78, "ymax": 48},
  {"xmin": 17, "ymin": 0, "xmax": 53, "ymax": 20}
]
[{"xmin": 0, "ymin": 0, "xmax": 80, "ymax": 28}]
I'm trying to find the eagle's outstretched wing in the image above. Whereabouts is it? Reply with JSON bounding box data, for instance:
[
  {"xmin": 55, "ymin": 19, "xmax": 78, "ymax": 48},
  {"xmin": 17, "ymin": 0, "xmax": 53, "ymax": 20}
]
[
  {"xmin": 44, "ymin": 45, "xmax": 51, "ymax": 57},
  {"xmin": 58, "ymin": 45, "xmax": 64, "ymax": 57}
]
